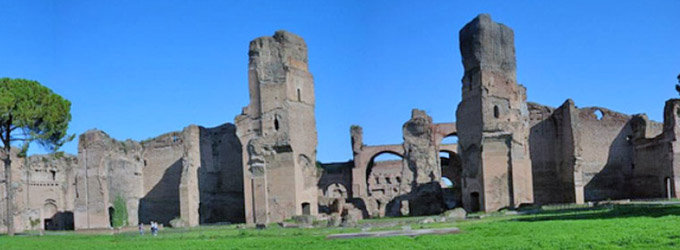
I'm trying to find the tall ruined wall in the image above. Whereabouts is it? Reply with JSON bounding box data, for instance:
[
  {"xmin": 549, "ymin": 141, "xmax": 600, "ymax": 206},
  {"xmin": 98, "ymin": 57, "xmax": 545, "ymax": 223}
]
[
  {"xmin": 662, "ymin": 99, "xmax": 680, "ymax": 198},
  {"xmin": 75, "ymin": 130, "xmax": 144, "ymax": 229},
  {"xmin": 630, "ymin": 114, "xmax": 670, "ymax": 198},
  {"xmin": 346, "ymin": 112, "xmax": 459, "ymax": 218},
  {"xmin": 139, "ymin": 130, "xmax": 185, "ymax": 225},
  {"xmin": 197, "ymin": 124, "xmax": 244, "ymax": 224},
  {"xmin": 629, "ymin": 99, "xmax": 680, "ymax": 199},
  {"xmin": 403, "ymin": 109, "xmax": 441, "ymax": 185},
  {"xmin": 528, "ymin": 101, "xmax": 578, "ymax": 204},
  {"xmin": 402, "ymin": 109, "xmax": 445, "ymax": 216},
  {"xmin": 317, "ymin": 161, "xmax": 352, "ymax": 213},
  {"xmin": 236, "ymin": 30, "xmax": 318, "ymax": 224},
  {"xmin": 1, "ymin": 152, "xmax": 78, "ymax": 233},
  {"xmin": 572, "ymin": 107, "xmax": 634, "ymax": 201},
  {"xmin": 456, "ymin": 14, "xmax": 533, "ymax": 212},
  {"xmin": 75, "ymin": 123, "xmax": 244, "ymax": 229},
  {"xmin": 23, "ymin": 154, "xmax": 77, "ymax": 231}
]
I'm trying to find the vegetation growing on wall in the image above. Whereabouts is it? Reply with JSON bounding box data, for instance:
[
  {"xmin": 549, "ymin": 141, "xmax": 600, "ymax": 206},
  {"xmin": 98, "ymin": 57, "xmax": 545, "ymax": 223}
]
[{"xmin": 111, "ymin": 195, "xmax": 128, "ymax": 228}]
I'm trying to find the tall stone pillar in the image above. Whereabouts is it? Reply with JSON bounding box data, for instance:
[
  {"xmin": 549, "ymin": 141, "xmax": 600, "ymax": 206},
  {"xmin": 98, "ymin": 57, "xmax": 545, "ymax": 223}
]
[
  {"xmin": 456, "ymin": 14, "xmax": 533, "ymax": 212},
  {"xmin": 236, "ymin": 30, "xmax": 318, "ymax": 224},
  {"xmin": 403, "ymin": 109, "xmax": 444, "ymax": 216},
  {"xmin": 179, "ymin": 125, "xmax": 200, "ymax": 227}
]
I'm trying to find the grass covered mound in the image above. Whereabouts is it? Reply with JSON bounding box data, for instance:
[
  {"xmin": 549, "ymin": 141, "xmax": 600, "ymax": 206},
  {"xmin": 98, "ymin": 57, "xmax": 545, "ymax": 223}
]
[{"xmin": 3, "ymin": 204, "xmax": 680, "ymax": 250}]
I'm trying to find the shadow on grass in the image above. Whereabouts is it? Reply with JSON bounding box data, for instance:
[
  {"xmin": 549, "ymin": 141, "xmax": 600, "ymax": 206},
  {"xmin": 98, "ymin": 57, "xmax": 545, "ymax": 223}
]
[{"xmin": 515, "ymin": 204, "xmax": 680, "ymax": 222}]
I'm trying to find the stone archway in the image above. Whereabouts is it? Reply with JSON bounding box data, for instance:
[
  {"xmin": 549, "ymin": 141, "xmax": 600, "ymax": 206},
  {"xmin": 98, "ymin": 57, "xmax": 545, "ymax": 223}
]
[
  {"xmin": 43, "ymin": 201, "xmax": 58, "ymax": 230},
  {"xmin": 365, "ymin": 151, "xmax": 405, "ymax": 217}
]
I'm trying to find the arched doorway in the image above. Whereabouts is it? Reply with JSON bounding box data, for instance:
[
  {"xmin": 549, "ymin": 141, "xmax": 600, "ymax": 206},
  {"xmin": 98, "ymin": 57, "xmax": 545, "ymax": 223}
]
[
  {"xmin": 43, "ymin": 202, "xmax": 58, "ymax": 230},
  {"xmin": 366, "ymin": 151, "xmax": 404, "ymax": 217}
]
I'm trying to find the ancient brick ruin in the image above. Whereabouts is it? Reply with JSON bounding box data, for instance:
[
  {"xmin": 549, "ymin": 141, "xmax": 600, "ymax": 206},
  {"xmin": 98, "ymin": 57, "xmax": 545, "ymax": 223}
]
[
  {"xmin": 235, "ymin": 31, "xmax": 319, "ymax": 225},
  {"xmin": 1, "ymin": 14, "xmax": 679, "ymax": 232}
]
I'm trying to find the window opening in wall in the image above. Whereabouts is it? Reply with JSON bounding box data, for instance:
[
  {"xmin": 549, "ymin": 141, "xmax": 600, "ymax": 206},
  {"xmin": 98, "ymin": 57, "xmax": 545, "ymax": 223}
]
[
  {"xmin": 594, "ymin": 109, "xmax": 604, "ymax": 120},
  {"xmin": 297, "ymin": 88, "xmax": 301, "ymax": 102},
  {"xmin": 493, "ymin": 105, "xmax": 500, "ymax": 118},
  {"xmin": 50, "ymin": 170, "xmax": 56, "ymax": 181},
  {"xmin": 274, "ymin": 117, "xmax": 280, "ymax": 131}
]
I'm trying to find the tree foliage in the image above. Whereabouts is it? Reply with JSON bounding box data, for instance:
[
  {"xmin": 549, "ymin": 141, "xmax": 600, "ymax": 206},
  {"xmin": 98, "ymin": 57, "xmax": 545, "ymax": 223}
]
[
  {"xmin": 677, "ymin": 74, "xmax": 680, "ymax": 96},
  {"xmin": 0, "ymin": 78, "xmax": 73, "ymax": 154},
  {"xmin": 0, "ymin": 77, "xmax": 72, "ymax": 236}
]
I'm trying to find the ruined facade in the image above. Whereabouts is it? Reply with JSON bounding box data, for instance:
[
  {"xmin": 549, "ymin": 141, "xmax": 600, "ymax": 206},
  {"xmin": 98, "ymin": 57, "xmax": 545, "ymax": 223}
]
[
  {"xmin": 316, "ymin": 14, "xmax": 680, "ymax": 216},
  {"xmin": 3, "ymin": 14, "xmax": 680, "ymax": 233},
  {"xmin": 0, "ymin": 152, "xmax": 77, "ymax": 233},
  {"xmin": 75, "ymin": 123, "xmax": 244, "ymax": 229},
  {"xmin": 341, "ymin": 110, "xmax": 459, "ymax": 218},
  {"xmin": 235, "ymin": 31, "xmax": 319, "ymax": 225},
  {"xmin": 456, "ymin": 14, "xmax": 534, "ymax": 212}
]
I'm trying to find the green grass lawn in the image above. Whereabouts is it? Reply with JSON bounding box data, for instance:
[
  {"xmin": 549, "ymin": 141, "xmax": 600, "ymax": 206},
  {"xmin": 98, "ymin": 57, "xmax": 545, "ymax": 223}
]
[{"xmin": 3, "ymin": 204, "xmax": 680, "ymax": 249}]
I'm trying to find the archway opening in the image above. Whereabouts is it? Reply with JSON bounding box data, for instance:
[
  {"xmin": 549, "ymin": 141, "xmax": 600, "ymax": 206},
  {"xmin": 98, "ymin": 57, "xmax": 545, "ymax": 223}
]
[
  {"xmin": 441, "ymin": 135, "xmax": 458, "ymax": 145},
  {"xmin": 43, "ymin": 202, "xmax": 57, "ymax": 230},
  {"xmin": 366, "ymin": 151, "xmax": 403, "ymax": 185},
  {"xmin": 366, "ymin": 151, "xmax": 404, "ymax": 218}
]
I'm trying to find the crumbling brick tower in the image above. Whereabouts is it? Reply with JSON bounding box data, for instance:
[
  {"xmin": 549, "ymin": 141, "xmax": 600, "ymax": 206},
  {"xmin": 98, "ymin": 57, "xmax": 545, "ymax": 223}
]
[
  {"xmin": 235, "ymin": 31, "xmax": 318, "ymax": 225},
  {"xmin": 456, "ymin": 14, "xmax": 533, "ymax": 212}
]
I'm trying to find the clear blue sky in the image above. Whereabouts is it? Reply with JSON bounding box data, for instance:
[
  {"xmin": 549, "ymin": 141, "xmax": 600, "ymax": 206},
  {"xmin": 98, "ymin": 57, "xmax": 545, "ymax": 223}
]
[{"xmin": 0, "ymin": 0, "xmax": 678, "ymax": 162}]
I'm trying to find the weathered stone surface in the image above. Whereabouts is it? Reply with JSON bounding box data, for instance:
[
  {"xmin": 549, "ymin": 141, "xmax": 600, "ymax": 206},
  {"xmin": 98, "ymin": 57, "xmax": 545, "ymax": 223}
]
[
  {"xmin": 328, "ymin": 213, "xmax": 342, "ymax": 227},
  {"xmin": 403, "ymin": 109, "xmax": 440, "ymax": 184},
  {"xmin": 456, "ymin": 14, "xmax": 533, "ymax": 212},
  {"xmin": 292, "ymin": 215, "xmax": 314, "ymax": 228},
  {"xmin": 409, "ymin": 183, "xmax": 445, "ymax": 216},
  {"xmin": 6, "ymin": 14, "xmax": 680, "ymax": 234},
  {"xmin": 75, "ymin": 130, "xmax": 144, "ymax": 229},
  {"xmin": 444, "ymin": 207, "xmax": 467, "ymax": 221},
  {"xmin": 70, "ymin": 122, "xmax": 244, "ymax": 230},
  {"xmin": 236, "ymin": 30, "xmax": 318, "ymax": 225},
  {"xmin": 340, "ymin": 213, "xmax": 358, "ymax": 227},
  {"xmin": 1, "ymin": 151, "xmax": 78, "ymax": 233}
]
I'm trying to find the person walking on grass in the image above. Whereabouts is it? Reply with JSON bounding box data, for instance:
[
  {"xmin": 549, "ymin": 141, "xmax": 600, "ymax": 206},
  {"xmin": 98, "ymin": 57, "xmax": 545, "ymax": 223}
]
[
  {"xmin": 151, "ymin": 221, "xmax": 158, "ymax": 236},
  {"xmin": 139, "ymin": 223, "xmax": 144, "ymax": 235}
]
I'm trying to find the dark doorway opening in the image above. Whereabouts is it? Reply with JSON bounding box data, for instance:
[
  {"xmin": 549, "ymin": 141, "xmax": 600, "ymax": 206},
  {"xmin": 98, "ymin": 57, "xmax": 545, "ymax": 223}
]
[
  {"xmin": 302, "ymin": 202, "xmax": 311, "ymax": 215},
  {"xmin": 470, "ymin": 192, "xmax": 481, "ymax": 213},
  {"xmin": 108, "ymin": 207, "xmax": 115, "ymax": 227}
]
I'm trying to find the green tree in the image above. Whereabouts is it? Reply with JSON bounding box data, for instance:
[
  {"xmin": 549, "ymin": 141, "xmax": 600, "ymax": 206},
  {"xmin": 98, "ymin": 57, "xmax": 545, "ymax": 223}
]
[
  {"xmin": 677, "ymin": 74, "xmax": 680, "ymax": 95},
  {"xmin": 0, "ymin": 78, "xmax": 72, "ymax": 236}
]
